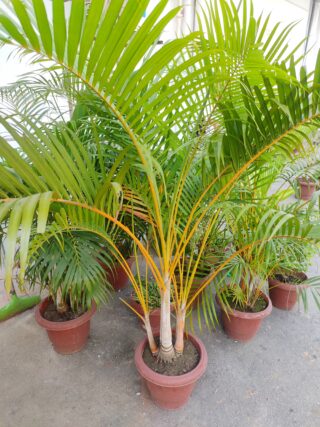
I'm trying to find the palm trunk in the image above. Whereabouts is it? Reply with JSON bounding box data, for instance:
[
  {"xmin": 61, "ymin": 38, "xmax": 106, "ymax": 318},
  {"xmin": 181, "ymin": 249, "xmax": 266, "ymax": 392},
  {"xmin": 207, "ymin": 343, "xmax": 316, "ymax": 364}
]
[
  {"xmin": 174, "ymin": 304, "xmax": 186, "ymax": 355},
  {"xmin": 158, "ymin": 274, "xmax": 175, "ymax": 362},
  {"xmin": 144, "ymin": 314, "xmax": 158, "ymax": 356},
  {"xmin": 56, "ymin": 288, "xmax": 68, "ymax": 314}
]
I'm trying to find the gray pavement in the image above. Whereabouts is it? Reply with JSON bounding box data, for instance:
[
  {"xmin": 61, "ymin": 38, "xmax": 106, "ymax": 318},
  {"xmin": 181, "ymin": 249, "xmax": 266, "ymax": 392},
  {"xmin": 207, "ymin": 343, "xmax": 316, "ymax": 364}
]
[{"xmin": 0, "ymin": 272, "xmax": 320, "ymax": 427}]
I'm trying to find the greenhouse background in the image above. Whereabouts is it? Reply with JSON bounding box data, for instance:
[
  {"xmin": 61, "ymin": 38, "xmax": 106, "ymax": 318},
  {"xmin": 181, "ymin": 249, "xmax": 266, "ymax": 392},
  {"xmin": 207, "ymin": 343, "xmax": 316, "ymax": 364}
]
[{"xmin": 1, "ymin": 1, "xmax": 320, "ymax": 86}]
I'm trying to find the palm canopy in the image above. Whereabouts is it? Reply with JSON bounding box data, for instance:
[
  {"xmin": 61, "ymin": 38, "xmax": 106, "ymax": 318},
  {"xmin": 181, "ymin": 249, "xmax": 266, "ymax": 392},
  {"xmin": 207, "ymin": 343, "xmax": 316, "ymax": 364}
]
[
  {"xmin": 0, "ymin": 0, "xmax": 202, "ymax": 145},
  {"xmin": 26, "ymin": 230, "xmax": 115, "ymax": 310},
  {"xmin": 0, "ymin": 0, "xmax": 320, "ymax": 355}
]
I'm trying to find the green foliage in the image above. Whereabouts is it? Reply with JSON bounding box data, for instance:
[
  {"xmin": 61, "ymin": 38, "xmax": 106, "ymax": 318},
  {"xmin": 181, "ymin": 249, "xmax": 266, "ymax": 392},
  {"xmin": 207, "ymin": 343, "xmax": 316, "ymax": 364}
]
[
  {"xmin": 26, "ymin": 231, "xmax": 113, "ymax": 311},
  {"xmin": 133, "ymin": 278, "xmax": 163, "ymax": 310},
  {"xmin": 214, "ymin": 194, "xmax": 319, "ymax": 312},
  {"xmin": 0, "ymin": 0, "xmax": 320, "ymax": 352}
]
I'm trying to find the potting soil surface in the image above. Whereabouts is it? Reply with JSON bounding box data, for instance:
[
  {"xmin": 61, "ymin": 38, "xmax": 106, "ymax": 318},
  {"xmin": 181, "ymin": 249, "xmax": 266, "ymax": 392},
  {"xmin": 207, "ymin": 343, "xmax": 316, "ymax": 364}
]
[
  {"xmin": 43, "ymin": 300, "xmax": 85, "ymax": 322},
  {"xmin": 143, "ymin": 339, "xmax": 199, "ymax": 376}
]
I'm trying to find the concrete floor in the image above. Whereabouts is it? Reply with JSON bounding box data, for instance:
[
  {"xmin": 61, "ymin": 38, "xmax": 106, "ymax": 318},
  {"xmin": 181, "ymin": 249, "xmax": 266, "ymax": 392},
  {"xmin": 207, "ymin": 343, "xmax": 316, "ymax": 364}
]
[{"xmin": 1, "ymin": 275, "xmax": 320, "ymax": 427}]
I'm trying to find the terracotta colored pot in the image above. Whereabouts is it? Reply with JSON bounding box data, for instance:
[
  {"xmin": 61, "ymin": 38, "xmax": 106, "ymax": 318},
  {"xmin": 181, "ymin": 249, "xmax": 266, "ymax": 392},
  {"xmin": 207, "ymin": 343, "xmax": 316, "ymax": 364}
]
[
  {"xmin": 35, "ymin": 297, "xmax": 96, "ymax": 354},
  {"xmin": 216, "ymin": 291, "xmax": 272, "ymax": 342},
  {"xmin": 104, "ymin": 256, "xmax": 134, "ymax": 291},
  {"xmin": 268, "ymin": 273, "xmax": 307, "ymax": 310},
  {"xmin": 299, "ymin": 179, "xmax": 317, "ymax": 201},
  {"xmin": 134, "ymin": 333, "xmax": 208, "ymax": 409},
  {"xmin": 128, "ymin": 295, "xmax": 173, "ymax": 333}
]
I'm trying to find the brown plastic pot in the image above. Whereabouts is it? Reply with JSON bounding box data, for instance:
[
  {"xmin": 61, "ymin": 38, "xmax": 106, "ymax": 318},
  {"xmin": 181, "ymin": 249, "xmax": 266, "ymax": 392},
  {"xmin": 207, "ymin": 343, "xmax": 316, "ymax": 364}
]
[
  {"xmin": 128, "ymin": 295, "xmax": 173, "ymax": 333},
  {"xmin": 216, "ymin": 291, "xmax": 272, "ymax": 342},
  {"xmin": 103, "ymin": 256, "xmax": 135, "ymax": 291},
  {"xmin": 35, "ymin": 297, "xmax": 96, "ymax": 354},
  {"xmin": 134, "ymin": 333, "xmax": 208, "ymax": 410},
  {"xmin": 299, "ymin": 179, "xmax": 317, "ymax": 201},
  {"xmin": 268, "ymin": 273, "xmax": 307, "ymax": 310}
]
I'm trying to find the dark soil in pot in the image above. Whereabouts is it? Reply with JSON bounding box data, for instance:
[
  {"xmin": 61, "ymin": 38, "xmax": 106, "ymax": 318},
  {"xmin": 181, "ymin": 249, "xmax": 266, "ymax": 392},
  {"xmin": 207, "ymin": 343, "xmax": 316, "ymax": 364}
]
[
  {"xmin": 143, "ymin": 339, "xmax": 199, "ymax": 376},
  {"xmin": 274, "ymin": 272, "xmax": 305, "ymax": 284},
  {"xmin": 224, "ymin": 294, "xmax": 267, "ymax": 313},
  {"xmin": 216, "ymin": 291, "xmax": 272, "ymax": 342},
  {"xmin": 35, "ymin": 297, "xmax": 96, "ymax": 354},
  {"xmin": 43, "ymin": 300, "xmax": 85, "ymax": 322},
  {"xmin": 269, "ymin": 272, "xmax": 307, "ymax": 310}
]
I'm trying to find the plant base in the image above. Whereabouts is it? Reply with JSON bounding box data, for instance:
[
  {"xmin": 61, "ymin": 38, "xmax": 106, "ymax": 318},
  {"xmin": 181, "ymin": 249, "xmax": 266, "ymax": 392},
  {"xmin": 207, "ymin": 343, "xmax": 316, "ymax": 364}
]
[{"xmin": 35, "ymin": 297, "xmax": 96, "ymax": 354}]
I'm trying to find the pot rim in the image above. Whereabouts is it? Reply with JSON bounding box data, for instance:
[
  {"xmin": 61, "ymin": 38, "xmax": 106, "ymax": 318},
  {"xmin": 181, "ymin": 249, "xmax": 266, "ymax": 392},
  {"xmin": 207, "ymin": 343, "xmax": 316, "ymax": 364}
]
[
  {"xmin": 134, "ymin": 333, "xmax": 208, "ymax": 387},
  {"xmin": 216, "ymin": 290, "xmax": 272, "ymax": 320},
  {"xmin": 268, "ymin": 273, "xmax": 308, "ymax": 291},
  {"xmin": 298, "ymin": 179, "xmax": 317, "ymax": 187},
  {"xmin": 35, "ymin": 297, "xmax": 96, "ymax": 331}
]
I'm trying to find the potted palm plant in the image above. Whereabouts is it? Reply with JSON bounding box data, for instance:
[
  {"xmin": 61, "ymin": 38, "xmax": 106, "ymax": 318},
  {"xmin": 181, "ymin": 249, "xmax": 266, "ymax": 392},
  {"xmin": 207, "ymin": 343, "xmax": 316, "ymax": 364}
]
[
  {"xmin": 214, "ymin": 203, "xmax": 275, "ymax": 342},
  {"xmin": 298, "ymin": 176, "xmax": 318, "ymax": 201},
  {"xmin": 268, "ymin": 271, "xmax": 308, "ymax": 310},
  {"xmin": 26, "ymin": 231, "xmax": 112, "ymax": 354},
  {"xmin": 214, "ymin": 185, "xmax": 318, "ymax": 341},
  {"xmin": 268, "ymin": 240, "xmax": 319, "ymax": 310},
  {"xmin": 280, "ymin": 155, "xmax": 320, "ymax": 201},
  {"xmin": 1, "ymin": 0, "xmax": 320, "ymax": 410},
  {"xmin": 297, "ymin": 147, "xmax": 320, "ymax": 201}
]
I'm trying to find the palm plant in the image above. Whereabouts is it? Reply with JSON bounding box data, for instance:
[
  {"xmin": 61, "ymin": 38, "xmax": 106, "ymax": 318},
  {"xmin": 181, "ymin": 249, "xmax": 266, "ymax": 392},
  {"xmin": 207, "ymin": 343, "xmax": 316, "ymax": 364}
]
[
  {"xmin": 26, "ymin": 230, "xmax": 113, "ymax": 314},
  {"xmin": 280, "ymin": 153, "xmax": 320, "ymax": 200},
  {"xmin": 215, "ymin": 194, "xmax": 316, "ymax": 311},
  {"xmin": 0, "ymin": 0, "xmax": 320, "ymax": 365},
  {"xmin": 268, "ymin": 237, "xmax": 320, "ymax": 311}
]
